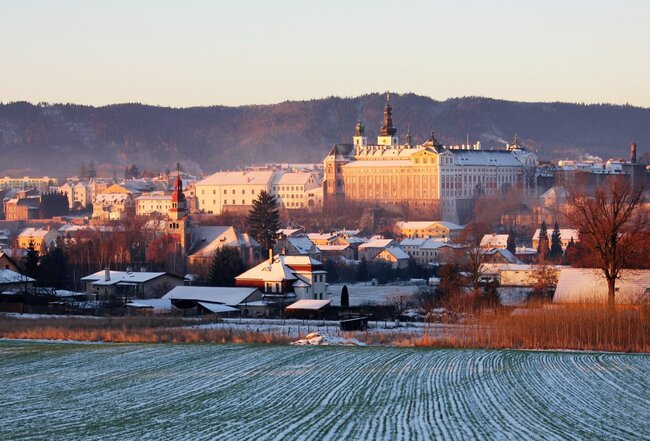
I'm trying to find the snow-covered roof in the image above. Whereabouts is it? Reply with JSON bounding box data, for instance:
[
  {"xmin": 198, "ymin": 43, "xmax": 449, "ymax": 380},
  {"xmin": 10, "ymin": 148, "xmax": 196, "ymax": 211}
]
[
  {"xmin": 81, "ymin": 270, "xmax": 167, "ymax": 286},
  {"xmin": 273, "ymin": 172, "xmax": 318, "ymax": 186},
  {"xmin": 554, "ymin": 268, "xmax": 650, "ymax": 304},
  {"xmin": 18, "ymin": 228, "xmax": 55, "ymax": 239},
  {"xmin": 317, "ymin": 244, "xmax": 350, "ymax": 252},
  {"xmin": 286, "ymin": 299, "xmax": 331, "ymax": 310},
  {"xmin": 188, "ymin": 226, "xmax": 258, "ymax": 258},
  {"xmin": 236, "ymin": 256, "xmax": 298, "ymax": 282},
  {"xmin": 307, "ymin": 232, "xmax": 336, "ymax": 242},
  {"xmin": 277, "ymin": 228, "xmax": 303, "ymax": 237},
  {"xmin": 127, "ymin": 298, "xmax": 173, "ymax": 310},
  {"xmin": 452, "ymin": 150, "xmax": 523, "ymax": 167},
  {"xmin": 282, "ymin": 255, "xmax": 323, "ymax": 266},
  {"xmin": 480, "ymin": 234, "xmax": 509, "ymax": 248},
  {"xmin": 399, "ymin": 238, "xmax": 428, "ymax": 247},
  {"xmin": 359, "ymin": 239, "xmax": 394, "ymax": 249},
  {"xmin": 422, "ymin": 239, "xmax": 461, "ymax": 250},
  {"xmin": 483, "ymin": 248, "xmax": 519, "ymax": 263},
  {"xmin": 164, "ymin": 286, "xmax": 261, "ymax": 306},
  {"xmin": 135, "ymin": 195, "xmax": 171, "ymax": 201},
  {"xmin": 287, "ymin": 236, "xmax": 316, "ymax": 255},
  {"xmin": 383, "ymin": 247, "xmax": 409, "ymax": 260},
  {"xmin": 236, "ymin": 255, "xmax": 321, "ymax": 283},
  {"xmin": 197, "ymin": 302, "xmax": 239, "ymax": 313},
  {"xmin": 0, "ymin": 269, "xmax": 34, "ymax": 285},
  {"xmin": 95, "ymin": 193, "xmax": 130, "ymax": 203},
  {"xmin": 196, "ymin": 170, "xmax": 276, "ymax": 186}
]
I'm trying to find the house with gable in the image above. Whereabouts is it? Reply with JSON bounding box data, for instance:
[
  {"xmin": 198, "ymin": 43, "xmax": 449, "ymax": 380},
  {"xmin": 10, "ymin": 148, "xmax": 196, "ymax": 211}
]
[{"xmin": 235, "ymin": 254, "xmax": 327, "ymax": 301}]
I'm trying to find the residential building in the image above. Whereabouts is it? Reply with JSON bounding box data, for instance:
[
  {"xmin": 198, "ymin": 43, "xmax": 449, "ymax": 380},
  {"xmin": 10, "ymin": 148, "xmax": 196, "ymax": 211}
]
[
  {"xmin": 0, "ymin": 252, "xmax": 19, "ymax": 272},
  {"xmin": 396, "ymin": 220, "xmax": 464, "ymax": 240},
  {"xmin": 135, "ymin": 194, "xmax": 173, "ymax": 216},
  {"xmin": 195, "ymin": 170, "xmax": 275, "ymax": 215},
  {"xmin": 358, "ymin": 238, "xmax": 397, "ymax": 261},
  {"xmin": 0, "ymin": 176, "xmax": 58, "ymax": 192},
  {"xmin": 163, "ymin": 286, "xmax": 263, "ymax": 315},
  {"xmin": 480, "ymin": 234, "xmax": 509, "ymax": 249},
  {"xmin": 92, "ymin": 184, "xmax": 137, "ymax": 220},
  {"xmin": 4, "ymin": 197, "xmax": 40, "ymax": 221},
  {"xmin": 323, "ymin": 96, "xmax": 537, "ymax": 222},
  {"xmin": 17, "ymin": 227, "xmax": 61, "ymax": 253},
  {"xmin": 187, "ymin": 226, "xmax": 261, "ymax": 278},
  {"xmin": 271, "ymin": 172, "xmax": 323, "ymax": 211},
  {"xmin": 374, "ymin": 246, "xmax": 410, "ymax": 269},
  {"xmin": 81, "ymin": 269, "xmax": 183, "ymax": 300},
  {"xmin": 0, "ymin": 269, "xmax": 35, "ymax": 295},
  {"xmin": 235, "ymin": 254, "xmax": 327, "ymax": 301}
]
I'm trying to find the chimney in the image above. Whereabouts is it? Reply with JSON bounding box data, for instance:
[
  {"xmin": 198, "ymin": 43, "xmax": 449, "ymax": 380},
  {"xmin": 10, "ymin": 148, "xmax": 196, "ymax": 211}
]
[
  {"xmin": 631, "ymin": 143, "xmax": 637, "ymax": 164},
  {"xmin": 268, "ymin": 249, "xmax": 273, "ymax": 265},
  {"xmin": 104, "ymin": 268, "xmax": 110, "ymax": 282}
]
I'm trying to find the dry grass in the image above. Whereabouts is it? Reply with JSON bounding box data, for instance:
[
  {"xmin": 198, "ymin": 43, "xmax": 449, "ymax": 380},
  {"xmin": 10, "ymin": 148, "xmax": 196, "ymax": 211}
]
[
  {"xmin": 2, "ymin": 305, "xmax": 649, "ymax": 352},
  {"xmin": 0, "ymin": 316, "xmax": 291, "ymax": 345},
  {"xmin": 408, "ymin": 305, "xmax": 650, "ymax": 352}
]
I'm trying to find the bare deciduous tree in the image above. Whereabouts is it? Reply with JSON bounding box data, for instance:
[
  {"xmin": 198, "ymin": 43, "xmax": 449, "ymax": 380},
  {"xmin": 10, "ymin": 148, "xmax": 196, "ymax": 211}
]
[{"xmin": 567, "ymin": 176, "xmax": 647, "ymax": 311}]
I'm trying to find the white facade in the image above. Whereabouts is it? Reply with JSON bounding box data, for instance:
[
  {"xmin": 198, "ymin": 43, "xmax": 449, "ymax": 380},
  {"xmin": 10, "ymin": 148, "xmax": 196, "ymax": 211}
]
[
  {"xmin": 136, "ymin": 194, "xmax": 172, "ymax": 216},
  {"xmin": 195, "ymin": 170, "xmax": 324, "ymax": 214}
]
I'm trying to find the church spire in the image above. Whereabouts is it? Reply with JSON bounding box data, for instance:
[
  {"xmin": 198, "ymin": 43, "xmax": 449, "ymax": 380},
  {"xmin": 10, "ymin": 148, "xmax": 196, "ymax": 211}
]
[
  {"xmin": 405, "ymin": 125, "xmax": 412, "ymax": 146},
  {"xmin": 379, "ymin": 92, "xmax": 397, "ymax": 136}
]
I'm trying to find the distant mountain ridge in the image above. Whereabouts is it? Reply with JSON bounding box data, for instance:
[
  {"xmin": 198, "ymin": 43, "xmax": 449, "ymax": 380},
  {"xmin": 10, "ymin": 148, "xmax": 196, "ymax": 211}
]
[{"xmin": 1, "ymin": 93, "xmax": 649, "ymax": 178}]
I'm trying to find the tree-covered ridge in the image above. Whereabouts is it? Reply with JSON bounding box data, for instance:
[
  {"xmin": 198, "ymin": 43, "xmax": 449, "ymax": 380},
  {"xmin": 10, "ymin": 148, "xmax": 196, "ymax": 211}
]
[{"xmin": 1, "ymin": 94, "xmax": 649, "ymax": 177}]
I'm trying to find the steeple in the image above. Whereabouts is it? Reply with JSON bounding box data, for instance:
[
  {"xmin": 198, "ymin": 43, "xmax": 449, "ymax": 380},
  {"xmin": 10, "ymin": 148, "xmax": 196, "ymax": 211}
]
[
  {"xmin": 405, "ymin": 125, "xmax": 412, "ymax": 146},
  {"xmin": 169, "ymin": 162, "xmax": 187, "ymax": 220},
  {"xmin": 379, "ymin": 92, "xmax": 397, "ymax": 136}
]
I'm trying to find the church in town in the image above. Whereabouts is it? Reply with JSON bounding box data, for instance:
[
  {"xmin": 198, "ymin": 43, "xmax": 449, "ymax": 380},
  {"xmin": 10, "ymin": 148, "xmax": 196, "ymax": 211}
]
[{"xmin": 323, "ymin": 95, "xmax": 538, "ymax": 222}]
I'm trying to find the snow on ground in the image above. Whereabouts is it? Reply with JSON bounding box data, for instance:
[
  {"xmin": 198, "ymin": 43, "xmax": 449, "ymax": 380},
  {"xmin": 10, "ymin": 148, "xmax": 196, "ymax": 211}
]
[
  {"xmin": 193, "ymin": 317, "xmax": 460, "ymax": 340},
  {"xmin": 0, "ymin": 341, "xmax": 647, "ymax": 440},
  {"xmin": 327, "ymin": 282, "xmax": 421, "ymax": 306},
  {"xmin": 291, "ymin": 332, "xmax": 366, "ymax": 346}
]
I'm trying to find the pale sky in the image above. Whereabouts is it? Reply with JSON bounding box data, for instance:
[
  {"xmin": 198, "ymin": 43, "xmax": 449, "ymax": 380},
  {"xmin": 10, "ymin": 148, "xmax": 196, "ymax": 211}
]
[{"xmin": 1, "ymin": 0, "xmax": 649, "ymax": 107}]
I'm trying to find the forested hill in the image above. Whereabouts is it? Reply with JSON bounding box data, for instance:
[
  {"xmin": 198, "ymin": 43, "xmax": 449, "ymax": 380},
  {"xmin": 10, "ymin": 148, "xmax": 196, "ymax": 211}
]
[{"xmin": 1, "ymin": 93, "xmax": 649, "ymax": 177}]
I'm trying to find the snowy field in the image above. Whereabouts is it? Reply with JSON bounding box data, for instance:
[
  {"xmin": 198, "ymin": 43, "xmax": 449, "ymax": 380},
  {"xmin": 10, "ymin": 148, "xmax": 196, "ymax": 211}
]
[
  {"xmin": 327, "ymin": 283, "xmax": 421, "ymax": 306},
  {"xmin": 1, "ymin": 341, "xmax": 648, "ymax": 440}
]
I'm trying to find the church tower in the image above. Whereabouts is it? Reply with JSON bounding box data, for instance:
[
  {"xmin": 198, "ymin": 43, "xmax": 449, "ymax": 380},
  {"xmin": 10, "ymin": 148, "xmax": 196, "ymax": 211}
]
[
  {"xmin": 169, "ymin": 163, "xmax": 187, "ymax": 221},
  {"xmin": 377, "ymin": 93, "xmax": 399, "ymax": 147},
  {"xmin": 353, "ymin": 121, "xmax": 367, "ymax": 150},
  {"xmin": 167, "ymin": 163, "xmax": 190, "ymax": 255}
]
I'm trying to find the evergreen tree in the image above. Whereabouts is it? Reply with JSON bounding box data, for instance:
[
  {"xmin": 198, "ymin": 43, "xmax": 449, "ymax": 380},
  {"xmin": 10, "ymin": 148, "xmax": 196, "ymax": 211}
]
[
  {"xmin": 39, "ymin": 241, "xmax": 68, "ymax": 288},
  {"xmin": 247, "ymin": 191, "xmax": 280, "ymax": 257},
  {"xmin": 88, "ymin": 160, "xmax": 97, "ymax": 179},
  {"xmin": 550, "ymin": 222, "xmax": 563, "ymax": 261},
  {"xmin": 39, "ymin": 191, "xmax": 70, "ymax": 218},
  {"xmin": 356, "ymin": 257, "xmax": 369, "ymax": 282},
  {"xmin": 208, "ymin": 247, "xmax": 246, "ymax": 286},
  {"xmin": 21, "ymin": 241, "xmax": 40, "ymax": 280},
  {"xmin": 79, "ymin": 161, "xmax": 88, "ymax": 179},
  {"xmin": 537, "ymin": 221, "xmax": 549, "ymax": 261},
  {"xmin": 506, "ymin": 228, "xmax": 516, "ymax": 254},
  {"xmin": 340, "ymin": 285, "xmax": 349, "ymax": 308}
]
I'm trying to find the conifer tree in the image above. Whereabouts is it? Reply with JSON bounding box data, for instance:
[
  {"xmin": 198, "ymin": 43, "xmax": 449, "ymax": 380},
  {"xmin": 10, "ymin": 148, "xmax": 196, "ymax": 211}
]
[
  {"xmin": 537, "ymin": 221, "xmax": 549, "ymax": 261},
  {"xmin": 340, "ymin": 285, "xmax": 349, "ymax": 308},
  {"xmin": 247, "ymin": 191, "xmax": 280, "ymax": 258},
  {"xmin": 21, "ymin": 241, "xmax": 40, "ymax": 280},
  {"xmin": 208, "ymin": 247, "xmax": 246, "ymax": 286},
  {"xmin": 88, "ymin": 160, "xmax": 97, "ymax": 179},
  {"xmin": 506, "ymin": 228, "xmax": 516, "ymax": 254},
  {"xmin": 356, "ymin": 257, "xmax": 369, "ymax": 282},
  {"xmin": 79, "ymin": 161, "xmax": 88, "ymax": 179},
  {"xmin": 549, "ymin": 222, "xmax": 563, "ymax": 261}
]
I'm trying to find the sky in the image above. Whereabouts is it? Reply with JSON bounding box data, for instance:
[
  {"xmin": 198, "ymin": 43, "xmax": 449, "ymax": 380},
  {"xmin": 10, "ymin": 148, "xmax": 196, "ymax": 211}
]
[{"xmin": 1, "ymin": 0, "xmax": 649, "ymax": 107}]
